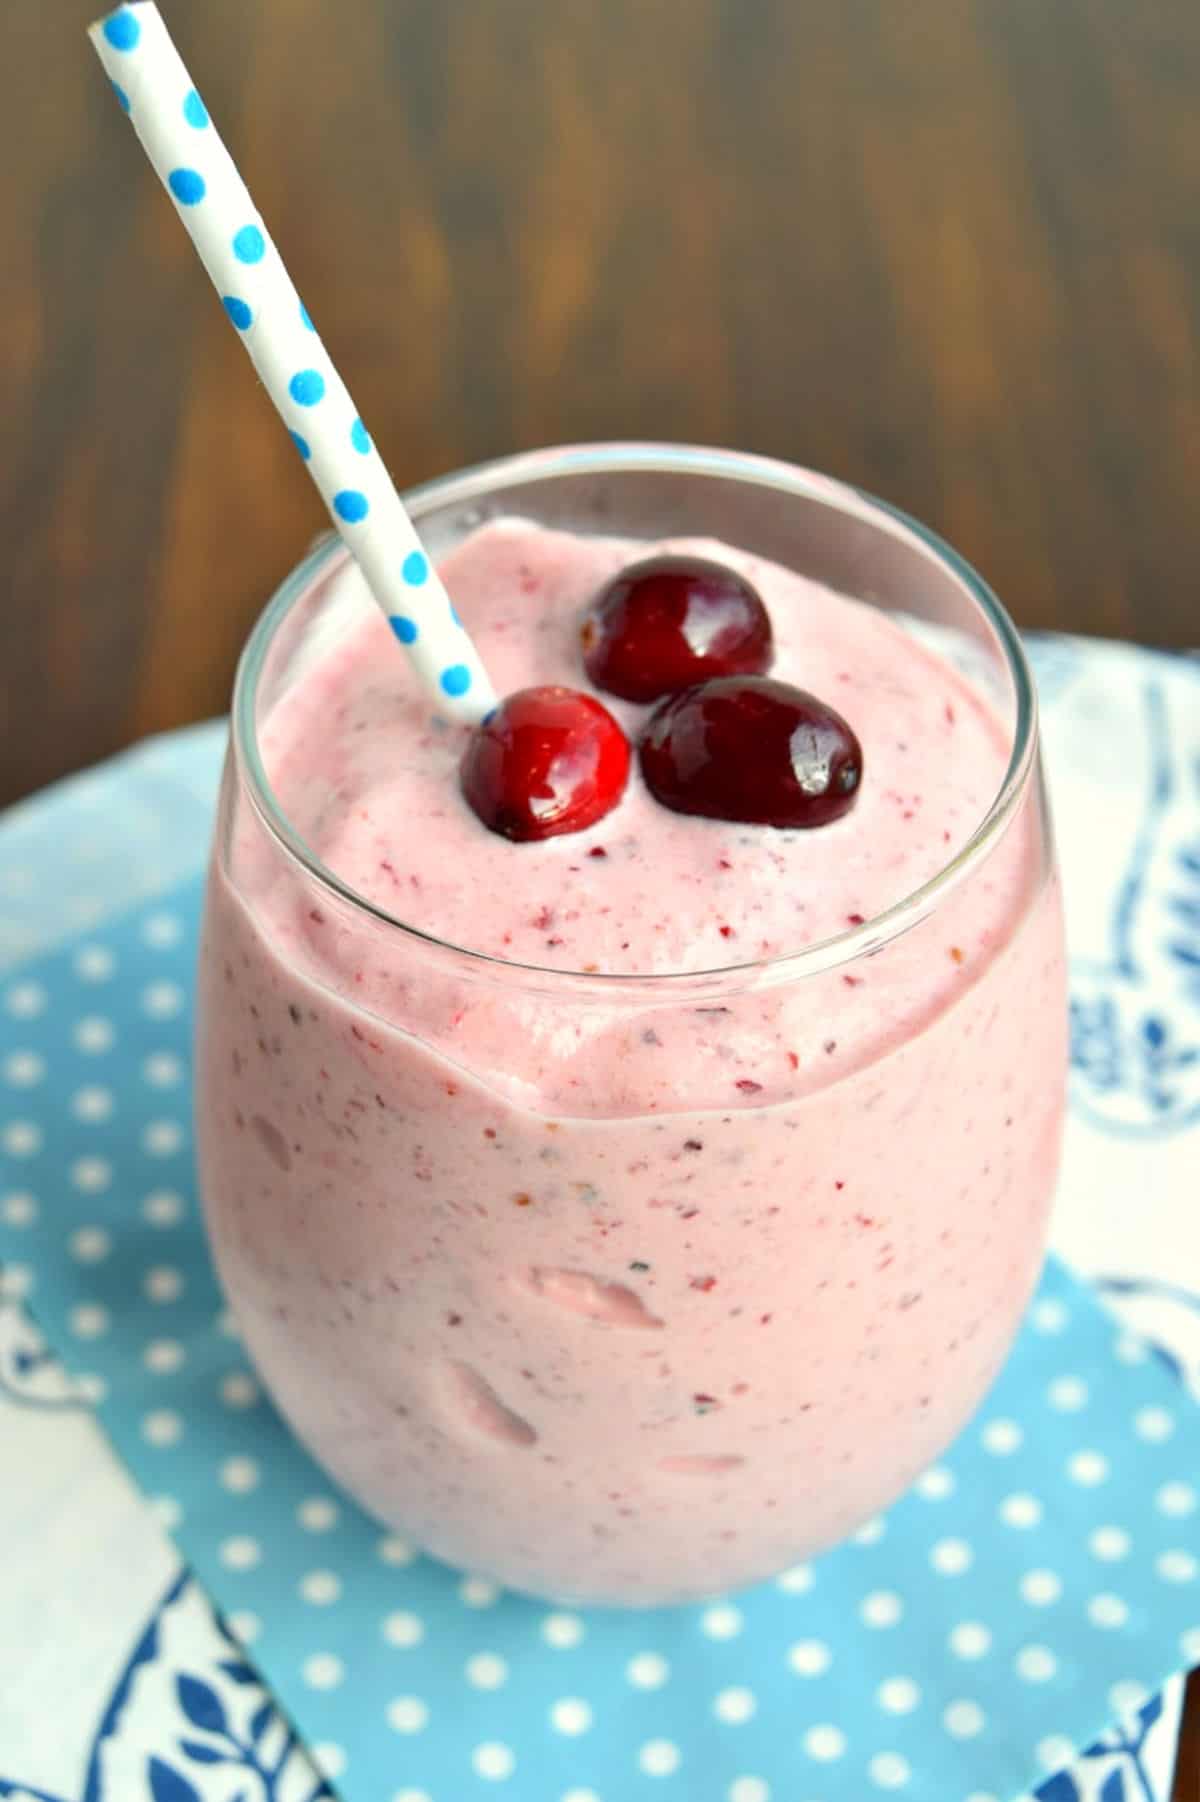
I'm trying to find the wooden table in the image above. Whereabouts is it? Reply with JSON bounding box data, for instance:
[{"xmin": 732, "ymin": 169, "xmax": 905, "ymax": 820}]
[{"xmin": 3, "ymin": 0, "xmax": 1198, "ymax": 1788}]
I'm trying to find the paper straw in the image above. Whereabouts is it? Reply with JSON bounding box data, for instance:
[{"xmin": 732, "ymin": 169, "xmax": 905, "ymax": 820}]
[{"xmin": 88, "ymin": 3, "xmax": 496, "ymax": 723}]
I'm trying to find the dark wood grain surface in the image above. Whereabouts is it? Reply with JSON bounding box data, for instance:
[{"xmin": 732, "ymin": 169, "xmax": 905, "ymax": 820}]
[
  {"xmin": 4, "ymin": 0, "xmax": 1199, "ymax": 809},
  {"xmin": 2, "ymin": 1, "xmax": 1199, "ymax": 1790}
]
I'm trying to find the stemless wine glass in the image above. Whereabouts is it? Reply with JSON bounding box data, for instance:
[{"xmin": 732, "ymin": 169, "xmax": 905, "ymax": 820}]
[{"xmin": 195, "ymin": 445, "xmax": 1067, "ymax": 1606}]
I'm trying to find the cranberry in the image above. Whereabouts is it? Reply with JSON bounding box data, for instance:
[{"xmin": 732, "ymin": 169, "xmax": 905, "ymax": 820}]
[
  {"xmin": 461, "ymin": 685, "xmax": 630, "ymax": 841},
  {"xmin": 640, "ymin": 676, "xmax": 863, "ymax": 828},
  {"xmin": 581, "ymin": 555, "xmax": 772, "ymax": 702}
]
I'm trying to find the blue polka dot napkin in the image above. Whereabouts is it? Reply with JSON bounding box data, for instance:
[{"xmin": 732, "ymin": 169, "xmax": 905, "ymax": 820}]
[{"xmin": 2, "ymin": 868, "xmax": 1198, "ymax": 1802}]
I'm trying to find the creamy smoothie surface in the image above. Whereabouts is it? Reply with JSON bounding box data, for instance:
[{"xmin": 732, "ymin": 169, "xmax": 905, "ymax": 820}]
[
  {"xmin": 197, "ymin": 518, "xmax": 1066, "ymax": 1603},
  {"xmin": 262, "ymin": 519, "xmax": 1010, "ymax": 976}
]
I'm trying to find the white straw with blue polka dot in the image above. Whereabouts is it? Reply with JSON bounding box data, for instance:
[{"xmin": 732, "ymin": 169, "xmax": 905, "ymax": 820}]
[{"xmin": 88, "ymin": 3, "xmax": 496, "ymax": 722}]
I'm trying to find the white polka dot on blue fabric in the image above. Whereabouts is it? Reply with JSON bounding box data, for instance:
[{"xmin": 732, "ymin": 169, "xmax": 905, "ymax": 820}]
[
  {"xmin": 1, "ymin": 1121, "xmax": 41, "ymax": 1157},
  {"xmin": 383, "ymin": 1610, "xmax": 424, "ymax": 1649},
  {"xmin": 1090, "ymin": 1525, "xmax": 1132, "ymax": 1561},
  {"xmin": 458, "ymin": 1575, "xmax": 499, "ymax": 1608},
  {"xmin": 70, "ymin": 1156, "xmax": 112, "ymax": 1192},
  {"xmin": 144, "ymin": 1265, "xmax": 184, "ymax": 1303},
  {"xmin": 1020, "ymin": 1569, "xmax": 1063, "ymax": 1607},
  {"xmin": 803, "ymin": 1724, "xmax": 846, "ymax": 1762},
  {"xmin": 1, "ymin": 1192, "xmax": 37, "ymax": 1227},
  {"xmin": 551, "ymin": 1697, "xmax": 594, "ymax": 1735},
  {"xmin": 788, "ymin": 1638, "xmax": 832, "ymax": 1676},
  {"xmin": 930, "ymin": 1538, "xmax": 973, "ymax": 1576},
  {"xmin": 142, "ymin": 981, "xmax": 184, "ymax": 1019},
  {"xmin": 220, "ymin": 1455, "xmax": 260, "ymax": 1493},
  {"xmin": 1134, "ymin": 1405, "xmax": 1175, "ymax": 1443},
  {"xmin": 221, "ymin": 1528, "xmax": 264, "ymax": 1571},
  {"xmin": 627, "ymin": 1652, "xmax": 669, "ymax": 1690},
  {"xmin": 70, "ymin": 1302, "xmax": 110, "ymax": 1339},
  {"xmin": 69, "ymin": 1225, "xmax": 111, "ymax": 1262},
  {"xmin": 949, "ymin": 1622, "xmax": 992, "ymax": 1661},
  {"xmin": 142, "ymin": 1118, "xmax": 184, "ymax": 1156},
  {"xmin": 300, "ymin": 1569, "xmax": 342, "ymax": 1606},
  {"xmin": 1157, "ymin": 1481, "xmax": 1197, "ymax": 1516},
  {"xmin": 74, "ymin": 945, "xmax": 115, "ymax": 981},
  {"xmin": 943, "ymin": 1700, "xmax": 985, "ymax": 1739},
  {"xmin": 1036, "ymin": 1735, "xmax": 1077, "ymax": 1773},
  {"xmin": 639, "ymin": 1739, "xmax": 682, "ymax": 1776},
  {"xmin": 377, "ymin": 1534, "xmax": 416, "ymax": 1566},
  {"xmin": 1087, "ymin": 1593, "xmax": 1130, "ymax": 1629},
  {"xmin": 868, "ymin": 1752, "xmax": 911, "ymax": 1790},
  {"xmin": 465, "ymin": 1652, "xmax": 507, "ymax": 1689},
  {"xmin": 1015, "ymin": 1644, "xmax": 1058, "ymax": 1683},
  {"xmin": 304, "ymin": 1654, "xmax": 344, "ymax": 1691},
  {"xmin": 141, "ymin": 1408, "xmax": 183, "ymax": 1446},
  {"xmin": 860, "ymin": 1591, "xmax": 904, "ymax": 1628},
  {"xmin": 312, "ymin": 1741, "xmax": 346, "ymax": 1779},
  {"xmin": 1031, "ymin": 1298, "xmax": 1069, "ymax": 1333},
  {"xmin": 542, "ymin": 1611, "xmax": 586, "ymax": 1648},
  {"xmin": 713, "ymin": 1687, "xmax": 756, "ymax": 1725},
  {"xmin": 1067, "ymin": 1450, "xmax": 1110, "ymax": 1486},
  {"xmin": 143, "ymin": 1051, "xmax": 184, "ymax": 1087},
  {"xmin": 142, "ymin": 1188, "xmax": 185, "ymax": 1227},
  {"xmin": 1047, "ymin": 1375, "xmax": 1089, "ymax": 1412},
  {"xmin": 143, "ymin": 1338, "xmax": 185, "ymax": 1374},
  {"xmin": 298, "ymin": 1496, "xmax": 339, "ymax": 1532},
  {"xmin": 876, "ymin": 1676, "xmax": 920, "ymax": 1714},
  {"xmin": 728, "ymin": 1780, "xmax": 770, "ymax": 1802},
  {"xmin": 472, "ymin": 1741, "xmax": 514, "ymax": 1779},
  {"xmin": 72, "ymin": 1085, "xmax": 114, "ymax": 1122},
  {"xmin": 701, "ymin": 1604, "xmax": 743, "ymax": 1641},
  {"xmin": 387, "ymin": 1696, "xmax": 429, "ymax": 1734},
  {"xmin": 3, "ymin": 1050, "xmax": 45, "ymax": 1087},
  {"xmin": 4, "ymin": 981, "xmax": 45, "ymax": 1018},
  {"xmin": 1000, "ymin": 1492, "xmax": 1043, "ymax": 1529},
  {"xmin": 0, "ymin": 1264, "xmax": 34, "ymax": 1299}
]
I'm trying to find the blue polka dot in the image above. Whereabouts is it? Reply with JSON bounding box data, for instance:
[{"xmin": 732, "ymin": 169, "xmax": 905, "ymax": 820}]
[
  {"xmin": 111, "ymin": 82, "xmax": 131, "ymax": 114},
  {"xmin": 183, "ymin": 90, "xmax": 209, "ymax": 129},
  {"xmin": 222, "ymin": 296, "xmax": 252, "ymax": 331},
  {"xmin": 402, "ymin": 550, "xmax": 429, "ymax": 586},
  {"xmin": 232, "ymin": 225, "xmax": 266, "ymax": 265},
  {"xmin": 440, "ymin": 664, "xmax": 472, "ymax": 698},
  {"xmin": 390, "ymin": 616, "xmax": 419, "ymax": 645},
  {"xmin": 289, "ymin": 431, "xmax": 311, "ymax": 461},
  {"xmin": 102, "ymin": 9, "xmax": 140, "ymax": 51},
  {"xmin": 300, "ymin": 302, "xmax": 316, "ymax": 332},
  {"xmin": 288, "ymin": 369, "xmax": 326, "ymax": 407},
  {"xmin": 333, "ymin": 490, "xmax": 370, "ymax": 524},
  {"xmin": 168, "ymin": 168, "xmax": 206, "ymax": 207},
  {"xmin": 350, "ymin": 418, "xmax": 371, "ymax": 455},
  {"xmin": 450, "ymin": 606, "xmax": 463, "ymax": 627}
]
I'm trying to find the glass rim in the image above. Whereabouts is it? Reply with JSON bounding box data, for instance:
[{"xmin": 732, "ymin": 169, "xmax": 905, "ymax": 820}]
[{"xmin": 231, "ymin": 441, "xmax": 1040, "ymax": 991}]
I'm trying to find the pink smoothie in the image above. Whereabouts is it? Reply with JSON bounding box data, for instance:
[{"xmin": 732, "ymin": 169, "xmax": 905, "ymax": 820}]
[{"xmin": 196, "ymin": 519, "xmax": 1067, "ymax": 1604}]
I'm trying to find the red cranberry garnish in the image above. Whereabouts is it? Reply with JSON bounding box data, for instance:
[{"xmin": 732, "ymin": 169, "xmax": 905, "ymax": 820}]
[
  {"xmin": 461, "ymin": 685, "xmax": 630, "ymax": 841},
  {"xmin": 639, "ymin": 676, "xmax": 862, "ymax": 828},
  {"xmin": 581, "ymin": 555, "xmax": 773, "ymax": 702}
]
